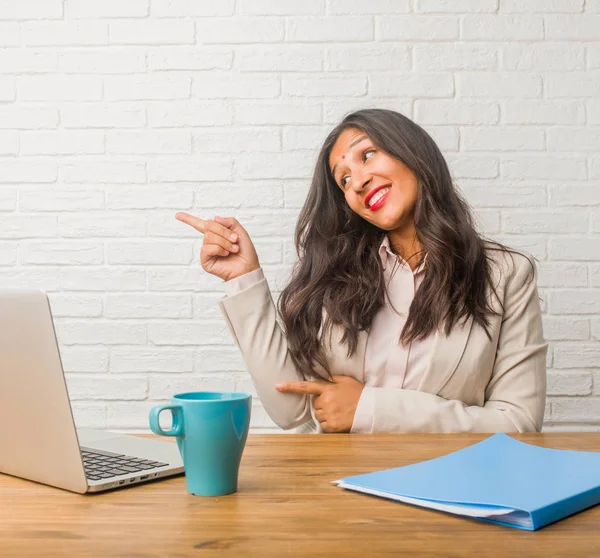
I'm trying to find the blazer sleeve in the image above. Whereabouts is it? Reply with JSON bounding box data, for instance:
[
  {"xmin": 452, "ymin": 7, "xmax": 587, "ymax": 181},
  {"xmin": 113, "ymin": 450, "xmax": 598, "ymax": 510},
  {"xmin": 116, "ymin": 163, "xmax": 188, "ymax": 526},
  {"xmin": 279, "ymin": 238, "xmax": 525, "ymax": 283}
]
[
  {"xmin": 365, "ymin": 254, "xmax": 548, "ymax": 433},
  {"xmin": 218, "ymin": 277, "xmax": 312, "ymax": 430}
]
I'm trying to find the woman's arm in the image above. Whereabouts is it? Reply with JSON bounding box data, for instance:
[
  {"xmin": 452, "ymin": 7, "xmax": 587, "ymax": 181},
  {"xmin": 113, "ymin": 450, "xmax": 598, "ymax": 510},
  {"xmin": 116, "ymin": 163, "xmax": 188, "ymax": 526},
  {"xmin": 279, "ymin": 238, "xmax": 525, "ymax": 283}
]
[
  {"xmin": 359, "ymin": 253, "xmax": 547, "ymax": 433},
  {"xmin": 219, "ymin": 275, "xmax": 313, "ymax": 430}
]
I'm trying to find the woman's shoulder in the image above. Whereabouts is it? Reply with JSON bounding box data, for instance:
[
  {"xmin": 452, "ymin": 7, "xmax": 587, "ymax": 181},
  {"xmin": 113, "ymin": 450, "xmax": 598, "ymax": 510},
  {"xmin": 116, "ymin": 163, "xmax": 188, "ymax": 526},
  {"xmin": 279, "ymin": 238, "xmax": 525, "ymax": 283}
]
[{"xmin": 483, "ymin": 240, "xmax": 537, "ymax": 285}]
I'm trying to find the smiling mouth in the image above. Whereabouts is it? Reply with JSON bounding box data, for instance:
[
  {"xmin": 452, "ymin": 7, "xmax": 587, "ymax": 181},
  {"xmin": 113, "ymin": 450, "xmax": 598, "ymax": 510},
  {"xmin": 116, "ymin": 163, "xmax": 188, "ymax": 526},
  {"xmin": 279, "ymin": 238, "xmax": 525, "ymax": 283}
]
[{"xmin": 366, "ymin": 186, "xmax": 391, "ymax": 209}]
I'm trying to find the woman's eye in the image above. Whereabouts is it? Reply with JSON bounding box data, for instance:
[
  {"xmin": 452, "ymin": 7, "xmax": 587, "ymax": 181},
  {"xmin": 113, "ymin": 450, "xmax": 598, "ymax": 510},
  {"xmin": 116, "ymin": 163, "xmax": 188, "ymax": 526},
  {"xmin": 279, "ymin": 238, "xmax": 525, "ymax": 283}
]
[
  {"xmin": 363, "ymin": 149, "xmax": 375, "ymax": 161},
  {"xmin": 341, "ymin": 176, "xmax": 350, "ymax": 187}
]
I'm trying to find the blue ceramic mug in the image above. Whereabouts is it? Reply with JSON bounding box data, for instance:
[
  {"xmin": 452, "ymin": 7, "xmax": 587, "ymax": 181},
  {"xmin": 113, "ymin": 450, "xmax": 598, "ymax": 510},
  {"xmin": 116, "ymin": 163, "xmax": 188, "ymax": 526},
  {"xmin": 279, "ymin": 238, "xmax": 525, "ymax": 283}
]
[{"xmin": 149, "ymin": 392, "xmax": 251, "ymax": 496}]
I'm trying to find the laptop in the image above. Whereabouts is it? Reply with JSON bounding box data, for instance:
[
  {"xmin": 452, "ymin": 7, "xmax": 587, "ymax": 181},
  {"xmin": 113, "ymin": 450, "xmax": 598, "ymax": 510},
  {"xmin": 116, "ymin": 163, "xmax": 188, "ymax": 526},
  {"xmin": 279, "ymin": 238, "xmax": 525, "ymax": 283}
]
[{"xmin": 0, "ymin": 289, "xmax": 184, "ymax": 493}]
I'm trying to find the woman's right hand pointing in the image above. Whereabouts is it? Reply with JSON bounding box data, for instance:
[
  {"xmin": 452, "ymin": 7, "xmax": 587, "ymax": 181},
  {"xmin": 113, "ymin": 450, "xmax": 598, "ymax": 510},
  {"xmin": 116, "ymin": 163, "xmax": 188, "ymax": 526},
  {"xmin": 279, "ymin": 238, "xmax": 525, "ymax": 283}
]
[{"xmin": 175, "ymin": 213, "xmax": 261, "ymax": 282}]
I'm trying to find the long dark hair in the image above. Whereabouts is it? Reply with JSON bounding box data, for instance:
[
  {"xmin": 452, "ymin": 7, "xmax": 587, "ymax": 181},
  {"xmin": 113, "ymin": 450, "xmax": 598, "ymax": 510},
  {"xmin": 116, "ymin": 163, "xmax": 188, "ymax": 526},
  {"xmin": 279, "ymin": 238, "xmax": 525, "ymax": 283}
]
[{"xmin": 278, "ymin": 109, "xmax": 530, "ymax": 381}]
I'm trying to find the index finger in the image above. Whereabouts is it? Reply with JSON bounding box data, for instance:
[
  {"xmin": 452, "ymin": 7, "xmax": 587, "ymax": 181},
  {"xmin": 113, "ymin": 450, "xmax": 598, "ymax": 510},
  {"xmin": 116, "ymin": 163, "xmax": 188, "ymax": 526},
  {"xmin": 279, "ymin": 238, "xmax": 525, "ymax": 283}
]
[
  {"xmin": 175, "ymin": 212, "xmax": 206, "ymax": 234},
  {"xmin": 275, "ymin": 381, "xmax": 327, "ymax": 395}
]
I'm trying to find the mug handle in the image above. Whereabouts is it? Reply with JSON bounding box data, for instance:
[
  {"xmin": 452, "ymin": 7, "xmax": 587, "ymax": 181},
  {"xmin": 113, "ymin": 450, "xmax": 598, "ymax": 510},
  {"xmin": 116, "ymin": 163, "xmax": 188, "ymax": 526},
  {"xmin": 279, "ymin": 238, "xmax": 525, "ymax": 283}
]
[{"xmin": 149, "ymin": 405, "xmax": 184, "ymax": 437}]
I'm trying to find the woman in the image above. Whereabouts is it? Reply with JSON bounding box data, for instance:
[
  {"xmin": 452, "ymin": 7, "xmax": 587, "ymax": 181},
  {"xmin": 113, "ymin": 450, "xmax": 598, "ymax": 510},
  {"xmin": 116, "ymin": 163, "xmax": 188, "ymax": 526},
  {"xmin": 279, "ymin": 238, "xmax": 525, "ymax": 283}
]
[{"xmin": 176, "ymin": 109, "xmax": 547, "ymax": 434}]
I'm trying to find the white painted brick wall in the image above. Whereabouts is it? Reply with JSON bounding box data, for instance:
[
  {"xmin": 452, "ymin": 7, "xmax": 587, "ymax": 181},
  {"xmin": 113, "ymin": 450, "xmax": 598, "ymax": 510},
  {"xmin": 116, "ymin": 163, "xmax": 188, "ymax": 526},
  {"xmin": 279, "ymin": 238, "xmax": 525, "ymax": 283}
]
[{"xmin": 0, "ymin": 1, "xmax": 598, "ymax": 433}]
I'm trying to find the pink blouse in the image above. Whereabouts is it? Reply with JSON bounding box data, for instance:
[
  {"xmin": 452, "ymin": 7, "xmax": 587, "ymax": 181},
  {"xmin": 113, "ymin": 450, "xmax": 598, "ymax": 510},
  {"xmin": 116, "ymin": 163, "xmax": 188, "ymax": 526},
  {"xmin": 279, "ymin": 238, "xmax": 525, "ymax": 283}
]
[{"xmin": 224, "ymin": 235, "xmax": 433, "ymax": 434}]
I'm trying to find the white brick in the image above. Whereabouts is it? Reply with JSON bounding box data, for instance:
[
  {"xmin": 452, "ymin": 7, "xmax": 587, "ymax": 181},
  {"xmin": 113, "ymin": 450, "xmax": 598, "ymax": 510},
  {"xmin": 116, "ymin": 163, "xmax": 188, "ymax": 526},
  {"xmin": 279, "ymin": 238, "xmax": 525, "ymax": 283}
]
[
  {"xmin": 48, "ymin": 294, "xmax": 103, "ymax": 318},
  {"xmin": 242, "ymin": 0, "xmax": 325, "ymax": 14},
  {"xmin": 71, "ymin": 402, "xmax": 106, "ymax": 428},
  {"xmin": 149, "ymin": 47, "xmax": 232, "ymax": 71},
  {"xmin": 148, "ymin": 156, "xmax": 232, "ymax": 182},
  {"xmin": 370, "ymin": 73, "xmax": 453, "ymax": 98},
  {"xmin": 502, "ymin": 44, "xmax": 584, "ymax": 71},
  {"xmin": 107, "ymin": 241, "xmax": 192, "ymax": 265},
  {"xmin": 234, "ymin": 102, "xmax": 321, "ymax": 125},
  {"xmin": 461, "ymin": 15, "xmax": 544, "ymax": 40},
  {"xmin": 537, "ymin": 262, "xmax": 588, "ymax": 287},
  {"xmin": 194, "ymin": 348, "xmax": 245, "ymax": 372},
  {"xmin": 326, "ymin": 44, "xmax": 409, "ymax": 71},
  {"xmin": 148, "ymin": 321, "xmax": 230, "ymax": 345},
  {"xmin": 151, "ymin": 0, "xmax": 235, "ymax": 17},
  {"xmin": 107, "ymin": 130, "xmax": 191, "ymax": 155},
  {"xmin": 458, "ymin": 72, "xmax": 541, "ymax": 97},
  {"xmin": 0, "ymin": 131, "xmax": 17, "ymax": 154},
  {"xmin": 0, "ymin": 215, "xmax": 57, "ymax": 239},
  {"xmin": 416, "ymin": 0, "xmax": 497, "ymax": 11},
  {"xmin": 19, "ymin": 75, "xmax": 102, "ymax": 101},
  {"xmin": 66, "ymin": 375, "xmax": 148, "ymax": 401},
  {"xmin": 287, "ymin": 16, "xmax": 373, "ymax": 42},
  {"xmin": 194, "ymin": 74, "xmax": 279, "ymax": 99},
  {"xmin": 282, "ymin": 126, "xmax": 328, "ymax": 151},
  {"xmin": 462, "ymin": 127, "xmax": 544, "ymax": 151},
  {"xmin": 415, "ymin": 100, "xmax": 499, "ymax": 125},
  {"xmin": 192, "ymin": 183, "xmax": 284, "ymax": 209},
  {"xmin": 148, "ymin": 102, "xmax": 233, "ymax": 127},
  {"xmin": 502, "ymin": 100, "xmax": 584, "ymax": 124},
  {"xmin": 547, "ymin": 372, "xmax": 592, "ymax": 396},
  {"xmin": 192, "ymin": 293, "xmax": 228, "ymax": 320},
  {"xmin": 111, "ymin": 348, "xmax": 194, "ymax": 373},
  {"xmin": 546, "ymin": 15, "xmax": 600, "ymax": 39},
  {"xmin": 106, "ymin": 401, "xmax": 160, "ymax": 429},
  {"xmin": 0, "ymin": 23, "xmax": 19, "ymax": 45},
  {"xmin": 330, "ymin": 0, "xmax": 410, "ymax": 12},
  {"xmin": 60, "ymin": 267, "xmax": 146, "ymax": 291},
  {"xmin": 593, "ymin": 212, "xmax": 600, "ymax": 233},
  {"xmin": 105, "ymin": 75, "xmax": 191, "ymax": 101},
  {"xmin": 542, "ymin": 317, "xmax": 589, "ymax": 340},
  {"xmin": 147, "ymin": 268, "xmax": 222, "ymax": 292},
  {"xmin": 589, "ymin": 45, "xmax": 600, "ymax": 69},
  {"xmin": 58, "ymin": 212, "xmax": 147, "ymax": 238},
  {"xmin": 501, "ymin": 157, "xmax": 586, "ymax": 180},
  {"xmin": 323, "ymin": 98, "xmax": 412, "ymax": 124},
  {"xmin": 284, "ymin": 74, "xmax": 366, "ymax": 97},
  {"xmin": 0, "ymin": 50, "xmax": 57, "ymax": 73},
  {"xmin": 106, "ymin": 185, "xmax": 194, "ymax": 210},
  {"xmin": 60, "ymin": 347, "xmax": 109, "ymax": 373},
  {"xmin": 0, "ymin": 243, "xmax": 17, "ymax": 266},
  {"xmin": 502, "ymin": 0, "xmax": 583, "ymax": 11},
  {"xmin": 0, "ymin": 0, "xmax": 63, "ymax": 19},
  {"xmin": 61, "ymin": 104, "xmax": 146, "ymax": 129},
  {"xmin": 0, "ymin": 161, "xmax": 57, "ymax": 183},
  {"xmin": 461, "ymin": 182, "xmax": 546, "ymax": 207},
  {"xmin": 0, "ymin": 188, "xmax": 16, "ymax": 211},
  {"xmin": 193, "ymin": 127, "xmax": 280, "ymax": 153},
  {"xmin": 548, "ymin": 128, "xmax": 600, "ymax": 152},
  {"xmin": 22, "ymin": 241, "xmax": 104, "ymax": 265},
  {"xmin": 552, "ymin": 398, "xmax": 600, "ymax": 421},
  {"xmin": 546, "ymin": 72, "xmax": 600, "ymax": 97},
  {"xmin": 197, "ymin": 18, "xmax": 284, "ymax": 43},
  {"xmin": 20, "ymin": 188, "xmax": 104, "ymax": 211},
  {"xmin": 594, "ymin": 319, "xmax": 600, "ymax": 339},
  {"xmin": 475, "ymin": 209, "xmax": 500, "ymax": 234},
  {"xmin": 61, "ymin": 161, "xmax": 146, "ymax": 184},
  {"xmin": 23, "ymin": 22, "xmax": 107, "ymax": 46},
  {"xmin": 56, "ymin": 321, "xmax": 146, "ymax": 345},
  {"xmin": 548, "ymin": 186, "xmax": 600, "ymax": 208},
  {"xmin": 58, "ymin": 50, "xmax": 146, "ymax": 74},
  {"xmin": 235, "ymin": 153, "xmax": 312, "ymax": 179},
  {"xmin": 591, "ymin": 266, "xmax": 600, "ymax": 287},
  {"xmin": 284, "ymin": 181, "xmax": 310, "ymax": 209},
  {"xmin": 21, "ymin": 131, "xmax": 104, "ymax": 155},
  {"xmin": 550, "ymin": 238, "xmax": 600, "ymax": 261},
  {"xmin": 0, "ymin": 268, "xmax": 59, "ymax": 289},
  {"xmin": 236, "ymin": 45, "xmax": 323, "ymax": 72},
  {"xmin": 447, "ymin": 155, "xmax": 499, "ymax": 179},
  {"xmin": 415, "ymin": 44, "xmax": 497, "ymax": 71},
  {"xmin": 593, "ymin": 158, "xmax": 600, "ymax": 179},
  {"xmin": 0, "ymin": 77, "xmax": 15, "ymax": 101},
  {"xmin": 379, "ymin": 16, "xmax": 458, "ymax": 40},
  {"xmin": 495, "ymin": 236, "xmax": 547, "ymax": 260},
  {"xmin": 588, "ymin": 0, "xmax": 600, "ymax": 10},
  {"xmin": 106, "ymin": 294, "xmax": 192, "ymax": 319},
  {"xmin": 148, "ymin": 374, "xmax": 239, "ymax": 399},
  {"xmin": 66, "ymin": 0, "xmax": 149, "ymax": 18},
  {"xmin": 110, "ymin": 21, "xmax": 194, "ymax": 45},
  {"xmin": 550, "ymin": 290, "xmax": 600, "ymax": 314},
  {"xmin": 231, "ymin": 211, "xmax": 297, "ymax": 238},
  {"xmin": 502, "ymin": 211, "xmax": 587, "ymax": 234}
]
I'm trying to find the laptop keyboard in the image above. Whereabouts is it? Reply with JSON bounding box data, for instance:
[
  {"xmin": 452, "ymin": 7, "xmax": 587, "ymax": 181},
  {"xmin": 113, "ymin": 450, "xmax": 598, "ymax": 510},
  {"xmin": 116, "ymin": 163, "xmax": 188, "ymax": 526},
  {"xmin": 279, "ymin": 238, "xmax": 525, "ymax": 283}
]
[{"xmin": 81, "ymin": 447, "xmax": 169, "ymax": 481}]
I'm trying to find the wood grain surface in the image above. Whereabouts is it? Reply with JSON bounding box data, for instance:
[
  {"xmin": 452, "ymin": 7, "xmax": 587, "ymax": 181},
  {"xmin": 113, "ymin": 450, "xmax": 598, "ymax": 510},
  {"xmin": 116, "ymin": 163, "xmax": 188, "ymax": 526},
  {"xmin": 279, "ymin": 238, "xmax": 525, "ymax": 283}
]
[{"xmin": 1, "ymin": 433, "xmax": 600, "ymax": 558}]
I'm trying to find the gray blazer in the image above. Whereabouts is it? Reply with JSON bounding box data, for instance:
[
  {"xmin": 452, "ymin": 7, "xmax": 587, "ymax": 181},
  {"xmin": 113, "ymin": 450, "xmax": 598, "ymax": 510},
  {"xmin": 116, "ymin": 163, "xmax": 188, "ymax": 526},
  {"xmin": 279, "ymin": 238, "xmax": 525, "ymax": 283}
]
[{"xmin": 219, "ymin": 248, "xmax": 547, "ymax": 433}]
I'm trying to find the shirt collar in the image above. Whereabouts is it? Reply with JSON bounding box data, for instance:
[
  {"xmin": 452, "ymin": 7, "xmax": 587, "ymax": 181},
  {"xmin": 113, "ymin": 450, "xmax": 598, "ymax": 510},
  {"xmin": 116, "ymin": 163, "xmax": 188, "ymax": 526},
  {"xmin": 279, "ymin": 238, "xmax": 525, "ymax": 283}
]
[{"xmin": 378, "ymin": 235, "xmax": 427, "ymax": 275}]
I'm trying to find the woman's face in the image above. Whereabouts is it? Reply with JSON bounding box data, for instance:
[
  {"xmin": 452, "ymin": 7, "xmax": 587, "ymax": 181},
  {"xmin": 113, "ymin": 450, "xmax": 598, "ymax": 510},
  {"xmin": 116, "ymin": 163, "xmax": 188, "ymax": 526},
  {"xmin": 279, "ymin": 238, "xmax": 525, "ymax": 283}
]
[{"xmin": 328, "ymin": 127, "xmax": 419, "ymax": 233}]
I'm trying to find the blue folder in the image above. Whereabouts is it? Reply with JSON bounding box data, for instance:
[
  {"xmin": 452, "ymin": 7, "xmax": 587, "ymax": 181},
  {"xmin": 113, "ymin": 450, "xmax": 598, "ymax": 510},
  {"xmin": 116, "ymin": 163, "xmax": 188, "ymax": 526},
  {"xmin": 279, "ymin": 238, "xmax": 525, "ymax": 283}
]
[{"xmin": 335, "ymin": 433, "xmax": 600, "ymax": 530}]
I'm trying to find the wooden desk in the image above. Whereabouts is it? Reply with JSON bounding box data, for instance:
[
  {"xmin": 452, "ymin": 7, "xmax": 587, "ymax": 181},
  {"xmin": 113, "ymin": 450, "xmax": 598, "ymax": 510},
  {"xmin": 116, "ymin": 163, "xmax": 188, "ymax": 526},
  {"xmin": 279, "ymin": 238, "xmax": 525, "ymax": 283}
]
[{"xmin": 1, "ymin": 434, "xmax": 600, "ymax": 557}]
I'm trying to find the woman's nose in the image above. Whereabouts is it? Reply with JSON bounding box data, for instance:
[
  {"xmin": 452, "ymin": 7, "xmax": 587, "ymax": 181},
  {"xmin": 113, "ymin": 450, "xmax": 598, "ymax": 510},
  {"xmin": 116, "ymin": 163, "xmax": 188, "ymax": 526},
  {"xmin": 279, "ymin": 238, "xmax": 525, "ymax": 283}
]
[{"xmin": 350, "ymin": 173, "xmax": 372, "ymax": 192}]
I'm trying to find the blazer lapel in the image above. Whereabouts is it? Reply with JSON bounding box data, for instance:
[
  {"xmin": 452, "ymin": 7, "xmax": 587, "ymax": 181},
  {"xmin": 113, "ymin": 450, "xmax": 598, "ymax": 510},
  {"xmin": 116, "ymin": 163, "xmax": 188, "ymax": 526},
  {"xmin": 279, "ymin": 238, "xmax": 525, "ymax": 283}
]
[{"xmin": 417, "ymin": 315, "xmax": 474, "ymax": 395}]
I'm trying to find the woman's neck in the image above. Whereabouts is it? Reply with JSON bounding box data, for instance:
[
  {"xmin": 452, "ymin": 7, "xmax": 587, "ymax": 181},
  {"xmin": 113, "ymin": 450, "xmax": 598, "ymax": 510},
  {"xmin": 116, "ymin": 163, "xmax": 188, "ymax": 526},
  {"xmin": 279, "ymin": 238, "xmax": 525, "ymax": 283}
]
[{"xmin": 387, "ymin": 230, "xmax": 423, "ymax": 271}]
